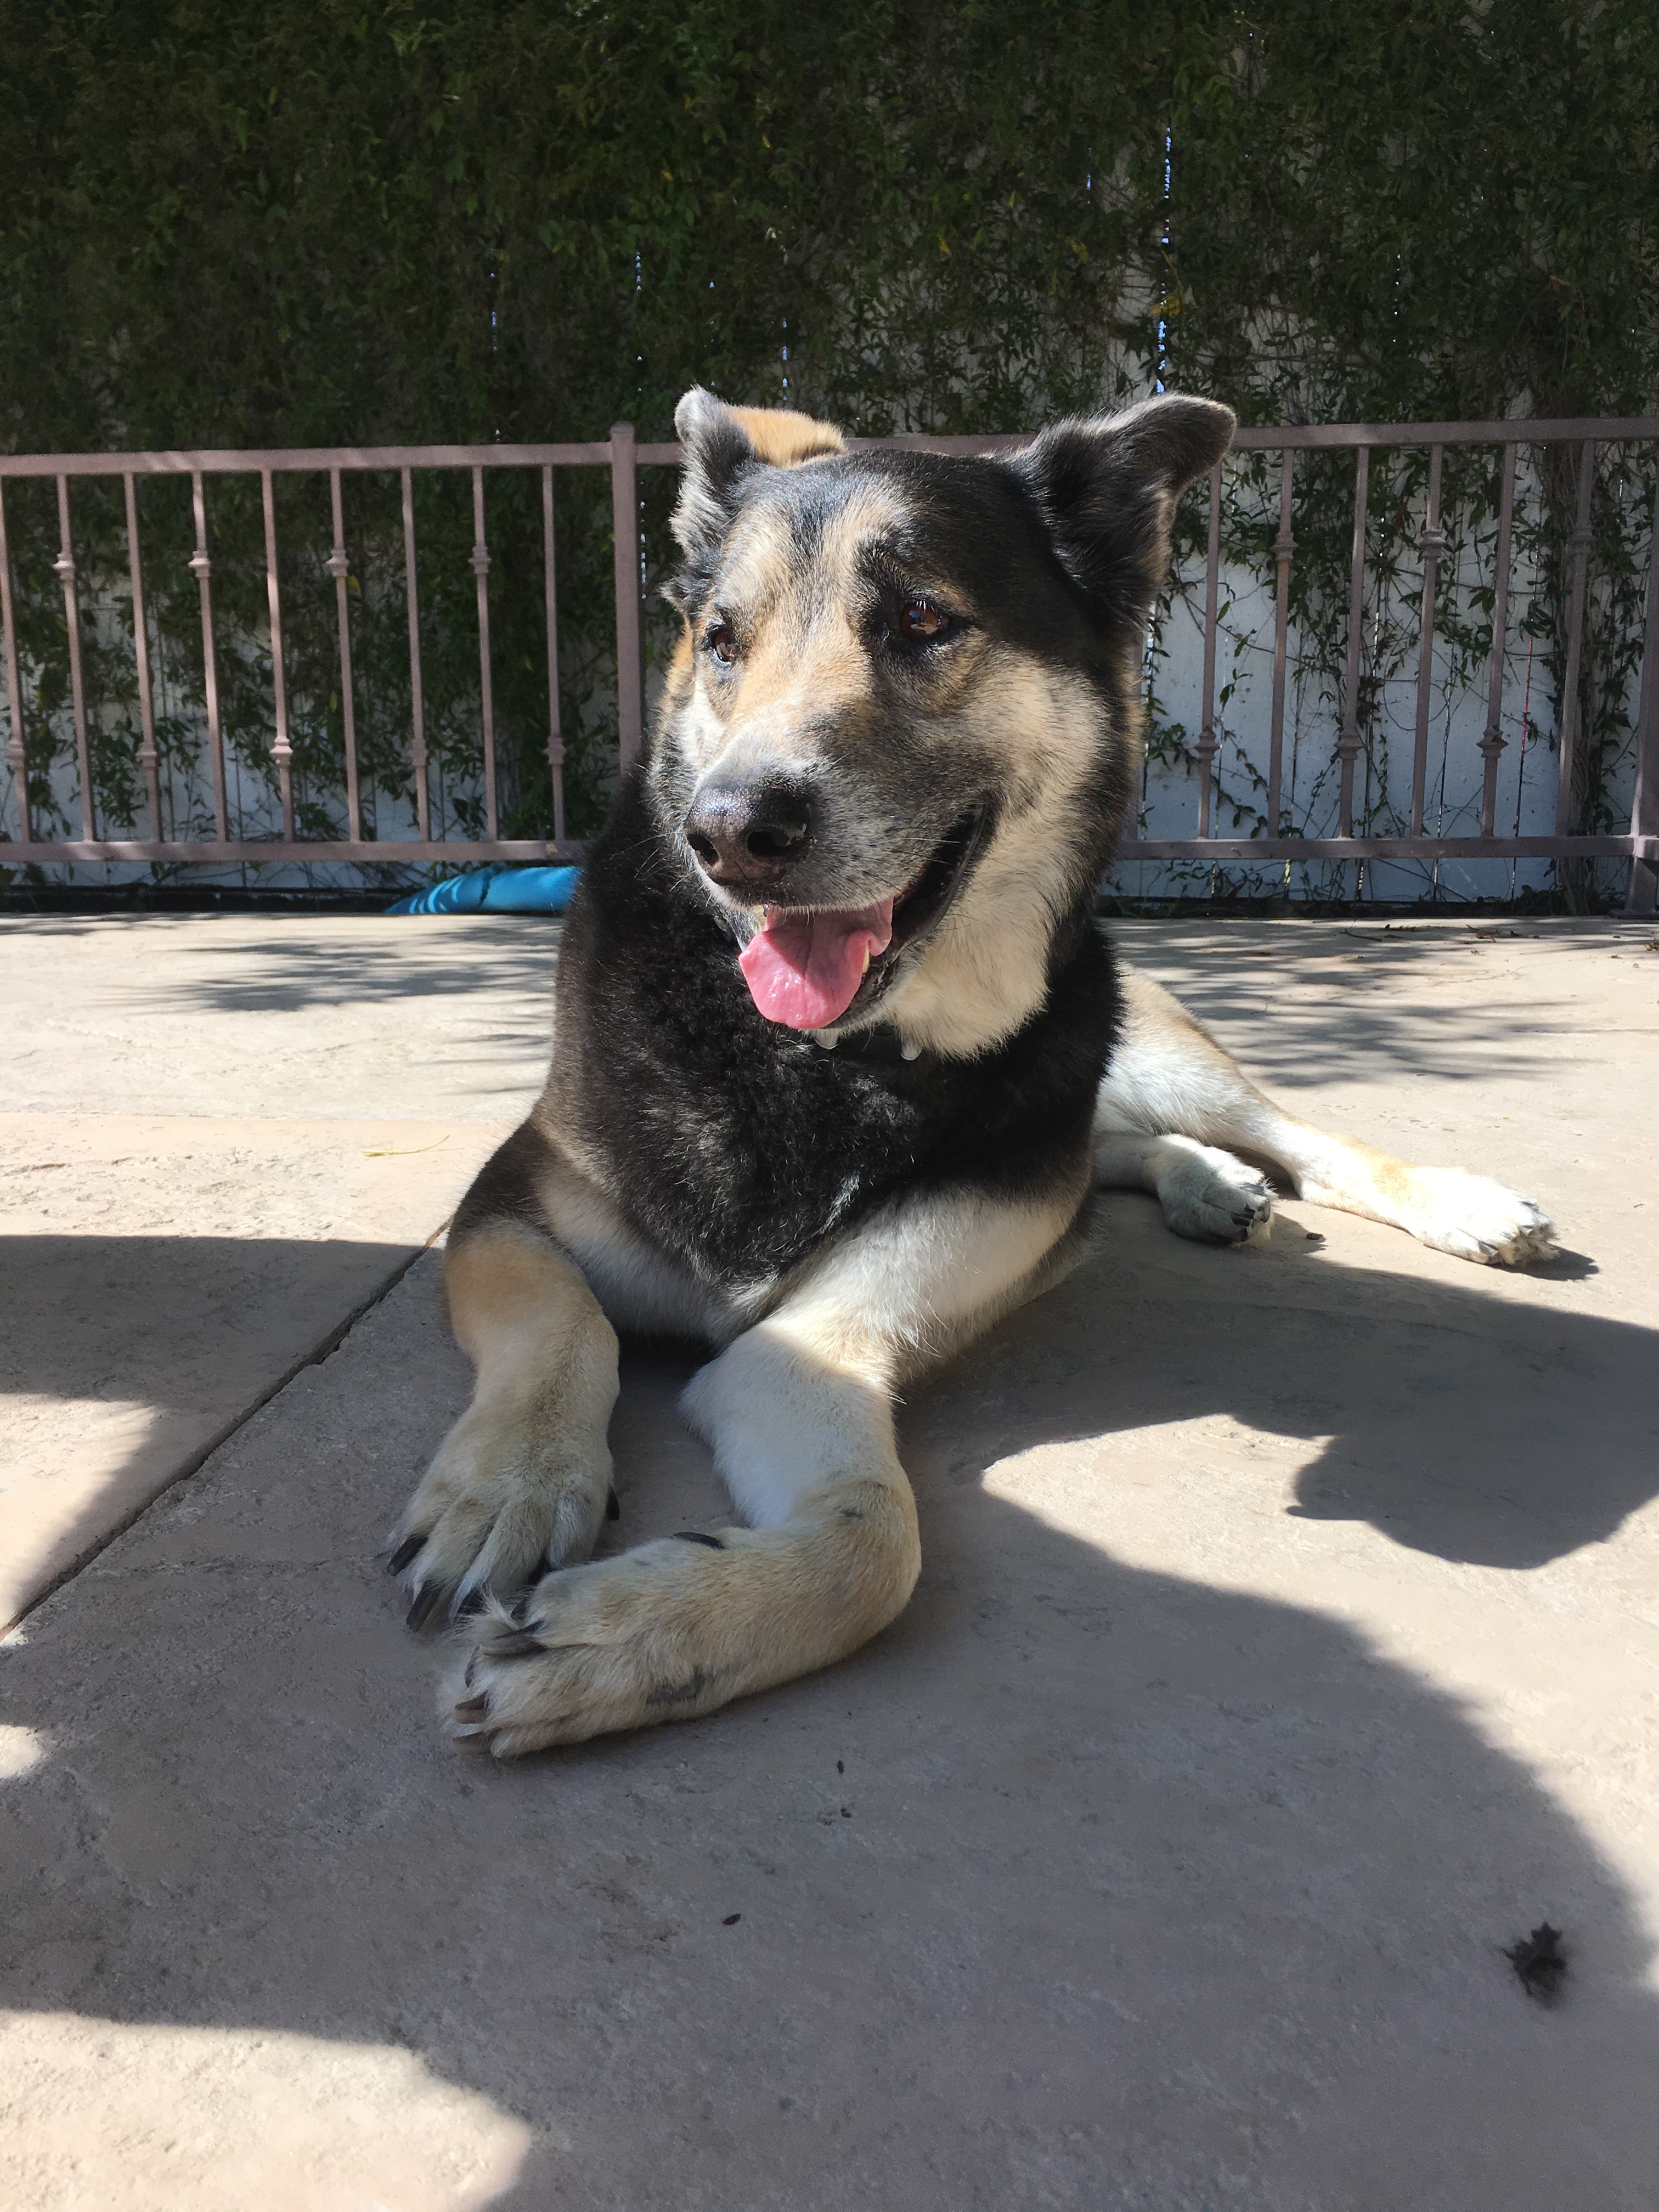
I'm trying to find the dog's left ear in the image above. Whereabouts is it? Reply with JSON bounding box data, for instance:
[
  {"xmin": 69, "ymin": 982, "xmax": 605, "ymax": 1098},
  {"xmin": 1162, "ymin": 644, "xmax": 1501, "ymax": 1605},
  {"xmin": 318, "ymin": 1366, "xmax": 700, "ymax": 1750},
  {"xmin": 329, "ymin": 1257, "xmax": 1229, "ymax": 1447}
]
[
  {"xmin": 1014, "ymin": 394, "xmax": 1236, "ymax": 629},
  {"xmin": 670, "ymin": 387, "xmax": 765, "ymax": 568},
  {"xmin": 667, "ymin": 388, "xmax": 847, "ymax": 612}
]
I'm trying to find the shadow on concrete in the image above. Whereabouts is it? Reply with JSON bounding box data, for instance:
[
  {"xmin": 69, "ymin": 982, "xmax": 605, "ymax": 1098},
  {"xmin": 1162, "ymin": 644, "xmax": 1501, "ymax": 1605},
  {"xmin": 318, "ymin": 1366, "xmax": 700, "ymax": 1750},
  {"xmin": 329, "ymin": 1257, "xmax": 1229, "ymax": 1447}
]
[
  {"xmin": 11, "ymin": 912, "xmax": 1617, "ymax": 1094},
  {"xmin": 40, "ymin": 913, "xmax": 566, "ymax": 1017},
  {"xmin": 1113, "ymin": 919, "xmax": 1632, "ymax": 1094},
  {"xmin": 185, "ymin": 930, "xmax": 560, "ymax": 1014},
  {"xmin": 0, "ymin": 1233, "xmax": 427, "ymax": 1624},
  {"xmin": 2, "ymin": 913, "xmax": 561, "ymax": 1116},
  {"xmin": 2, "ymin": 1234, "xmax": 1658, "ymax": 2205},
  {"xmin": 1, "ymin": 1233, "xmax": 427, "ymax": 1410},
  {"xmin": 922, "ymin": 1199, "xmax": 1658, "ymax": 1571}
]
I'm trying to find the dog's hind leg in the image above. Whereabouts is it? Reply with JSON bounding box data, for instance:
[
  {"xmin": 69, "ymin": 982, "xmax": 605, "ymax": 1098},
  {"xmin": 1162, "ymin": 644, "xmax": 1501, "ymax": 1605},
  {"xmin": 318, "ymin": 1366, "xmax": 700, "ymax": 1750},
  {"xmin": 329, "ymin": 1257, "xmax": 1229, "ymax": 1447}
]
[
  {"xmin": 445, "ymin": 1183, "xmax": 1084, "ymax": 1755},
  {"xmin": 1092, "ymin": 1122, "xmax": 1277, "ymax": 1248},
  {"xmin": 1097, "ymin": 968, "xmax": 1556, "ymax": 1267},
  {"xmin": 391, "ymin": 1216, "xmax": 620, "ymax": 1629}
]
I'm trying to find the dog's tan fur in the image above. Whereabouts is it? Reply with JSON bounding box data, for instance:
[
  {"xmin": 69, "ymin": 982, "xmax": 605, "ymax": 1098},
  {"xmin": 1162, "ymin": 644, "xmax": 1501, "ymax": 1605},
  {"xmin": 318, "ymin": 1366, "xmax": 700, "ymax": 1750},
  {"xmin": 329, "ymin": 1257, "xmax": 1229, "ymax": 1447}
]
[{"xmin": 399, "ymin": 402, "xmax": 1557, "ymax": 1755}]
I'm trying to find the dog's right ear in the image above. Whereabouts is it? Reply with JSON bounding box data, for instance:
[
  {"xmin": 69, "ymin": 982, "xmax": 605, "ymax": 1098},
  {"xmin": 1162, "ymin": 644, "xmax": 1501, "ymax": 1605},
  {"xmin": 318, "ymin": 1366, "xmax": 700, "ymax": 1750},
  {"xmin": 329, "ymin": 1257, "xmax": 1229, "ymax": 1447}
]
[
  {"xmin": 1014, "ymin": 393, "xmax": 1236, "ymax": 633},
  {"xmin": 670, "ymin": 388, "xmax": 765, "ymax": 565}
]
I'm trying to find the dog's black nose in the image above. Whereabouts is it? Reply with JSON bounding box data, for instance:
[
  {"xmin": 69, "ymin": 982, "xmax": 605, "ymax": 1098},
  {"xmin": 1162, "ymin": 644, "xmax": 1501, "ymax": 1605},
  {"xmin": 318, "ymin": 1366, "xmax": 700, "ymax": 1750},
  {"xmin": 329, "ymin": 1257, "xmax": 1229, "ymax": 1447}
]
[{"xmin": 683, "ymin": 782, "xmax": 812, "ymax": 887}]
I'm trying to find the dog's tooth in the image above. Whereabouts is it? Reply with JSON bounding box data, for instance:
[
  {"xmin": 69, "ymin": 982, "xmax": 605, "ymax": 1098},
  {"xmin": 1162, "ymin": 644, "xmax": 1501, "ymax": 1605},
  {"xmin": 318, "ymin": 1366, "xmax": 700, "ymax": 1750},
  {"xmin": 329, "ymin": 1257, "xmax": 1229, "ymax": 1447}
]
[{"xmin": 861, "ymin": 951, "xmax": 871, "ymax": 975}]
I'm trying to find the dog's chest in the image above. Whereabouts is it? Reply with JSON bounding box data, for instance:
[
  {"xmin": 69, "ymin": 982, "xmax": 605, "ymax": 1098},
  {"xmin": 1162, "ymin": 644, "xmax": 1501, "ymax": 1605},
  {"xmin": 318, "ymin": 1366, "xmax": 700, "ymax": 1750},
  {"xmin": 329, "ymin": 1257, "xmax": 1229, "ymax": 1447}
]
[
  {"xmin": 597, "ymin": 1008, "xmax": 949, "ymax": 1284},
  {"xmin": 564, "ymin": 847, "xmax": 1117, "ymax": 1293}
]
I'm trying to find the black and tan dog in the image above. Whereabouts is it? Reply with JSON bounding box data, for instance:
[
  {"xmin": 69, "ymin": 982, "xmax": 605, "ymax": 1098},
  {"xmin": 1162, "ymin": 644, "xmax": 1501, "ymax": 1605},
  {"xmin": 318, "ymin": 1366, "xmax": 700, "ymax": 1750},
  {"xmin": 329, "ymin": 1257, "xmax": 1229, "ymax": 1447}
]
[{"xmin": 390, "ymin": 390, "xmax": 1556, "ymax": 1754}]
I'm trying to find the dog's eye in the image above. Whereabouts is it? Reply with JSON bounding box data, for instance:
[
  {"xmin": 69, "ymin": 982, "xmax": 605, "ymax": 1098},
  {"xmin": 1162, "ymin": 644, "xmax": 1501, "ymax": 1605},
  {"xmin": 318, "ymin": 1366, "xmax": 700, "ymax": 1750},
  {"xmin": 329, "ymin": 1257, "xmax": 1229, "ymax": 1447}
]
[
  {"xmin": 898, "ymin": 599, "xmax": 950, "ymax": 642},
  {"xmin": 707, "ymin": 622, "xmax": 738, "ymax": 666}
]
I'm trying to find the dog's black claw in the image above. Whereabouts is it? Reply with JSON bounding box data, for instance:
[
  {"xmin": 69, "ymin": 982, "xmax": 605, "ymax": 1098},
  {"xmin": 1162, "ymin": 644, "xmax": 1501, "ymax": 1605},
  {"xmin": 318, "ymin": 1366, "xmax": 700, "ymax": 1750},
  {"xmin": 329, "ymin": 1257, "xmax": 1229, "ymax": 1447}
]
[
  {"xmin": 454, "ymin": 1586, "xmax": 486, "ymax": 1619},
  {"xmin": 674, "ymin": 1530, "xmax": 725, "ymax": 1549},
  {"xmin": 483, "ymin": 1628, "xmax": 547, "ymax": 1660},
  {"xmin": 454, "ymin": 1695, "xmax": 490, "ymax": 1722},
  {"xmin": 405, "ymin": 1581, "xmax": 448, "ymax": 1633},
  {"xmin": 606, "ymin": 1486, "xmax": 621, "ymax": 1521},
  {"xmin": 387, "ymin": 1533, "xmax": 425, "ymax": 1576}
]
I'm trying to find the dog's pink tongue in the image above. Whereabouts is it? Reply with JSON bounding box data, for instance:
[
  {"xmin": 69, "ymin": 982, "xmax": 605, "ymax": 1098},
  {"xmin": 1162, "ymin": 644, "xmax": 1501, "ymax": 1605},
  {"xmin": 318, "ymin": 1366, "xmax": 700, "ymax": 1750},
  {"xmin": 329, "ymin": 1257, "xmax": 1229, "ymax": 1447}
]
[{"xmin": 738, "ymin": 899, "xmax": 895, "ymax": 1030}]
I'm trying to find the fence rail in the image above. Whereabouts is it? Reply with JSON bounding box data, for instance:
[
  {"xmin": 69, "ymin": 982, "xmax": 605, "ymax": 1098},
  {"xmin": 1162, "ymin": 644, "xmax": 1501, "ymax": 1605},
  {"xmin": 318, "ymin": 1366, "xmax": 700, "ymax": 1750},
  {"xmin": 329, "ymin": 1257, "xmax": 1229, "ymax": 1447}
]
[{"xmin": 2, "ymin": 416, "xmax": 1657, "ymax": 909}]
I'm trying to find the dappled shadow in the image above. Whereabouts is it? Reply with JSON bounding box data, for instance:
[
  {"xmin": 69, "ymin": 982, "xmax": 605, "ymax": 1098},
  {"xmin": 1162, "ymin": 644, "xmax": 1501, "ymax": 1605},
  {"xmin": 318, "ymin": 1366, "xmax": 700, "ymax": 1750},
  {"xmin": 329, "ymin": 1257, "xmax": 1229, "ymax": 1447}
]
[
  {"xmin": 16, "ymin": 912, "xmax": 1639, "ymax": 1090},
  {"xmin": 1115, "ymin": 917, "xmax": 1649, "ymax": 1093},
  {"xmin": 3, "ymin": 1241, "xmax": 1658, "ymax": 2206},
  {"xmin": 166, "ymin": 918, "xmax": 566, "ymax": 1018},
  {"xmin": 1, "ymin": 911, "xmax": 559, "ymax": 1118},
  {"xmin": 3, "ymin": 912, "xmax": 564, "ymax": 1017}
]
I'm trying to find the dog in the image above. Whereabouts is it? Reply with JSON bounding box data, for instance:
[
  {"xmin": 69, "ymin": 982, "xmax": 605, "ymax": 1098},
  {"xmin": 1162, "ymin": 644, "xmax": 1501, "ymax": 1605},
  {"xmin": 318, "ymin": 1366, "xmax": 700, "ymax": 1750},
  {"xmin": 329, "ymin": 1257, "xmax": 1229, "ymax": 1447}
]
[{"xmin": 389, "ymin": 389, "xmax": 1558, "ymax": 1755}]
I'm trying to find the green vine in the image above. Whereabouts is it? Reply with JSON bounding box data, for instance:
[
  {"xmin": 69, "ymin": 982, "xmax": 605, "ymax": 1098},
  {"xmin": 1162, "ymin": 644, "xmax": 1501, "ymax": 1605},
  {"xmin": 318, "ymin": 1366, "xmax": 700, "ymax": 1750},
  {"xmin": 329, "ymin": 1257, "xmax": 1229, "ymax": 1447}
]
[{"xmin": 1, "ymin": 2, "xmax": 1654, "ymax": 888}]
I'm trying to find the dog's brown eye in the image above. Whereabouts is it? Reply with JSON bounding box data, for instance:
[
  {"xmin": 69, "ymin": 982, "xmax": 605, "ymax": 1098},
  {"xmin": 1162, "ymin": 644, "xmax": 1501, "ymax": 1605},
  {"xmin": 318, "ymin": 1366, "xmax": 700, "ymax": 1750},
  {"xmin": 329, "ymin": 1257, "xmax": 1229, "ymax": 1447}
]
[
  {"xmin": 707, "ymin": 622, "xmax": 738, "ymax": 665},
  {"xmin": 899, "ymin": 599, "xmax": 950, "ymax": 642}
]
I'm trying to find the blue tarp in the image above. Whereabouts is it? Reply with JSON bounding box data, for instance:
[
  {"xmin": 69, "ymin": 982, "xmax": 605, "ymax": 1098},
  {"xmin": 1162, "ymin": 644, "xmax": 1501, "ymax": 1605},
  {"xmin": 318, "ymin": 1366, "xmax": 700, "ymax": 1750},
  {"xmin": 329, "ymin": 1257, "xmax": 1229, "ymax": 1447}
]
[{"xmin": 387, "ymin": 865, "xmax": 582, "ymax": 916}]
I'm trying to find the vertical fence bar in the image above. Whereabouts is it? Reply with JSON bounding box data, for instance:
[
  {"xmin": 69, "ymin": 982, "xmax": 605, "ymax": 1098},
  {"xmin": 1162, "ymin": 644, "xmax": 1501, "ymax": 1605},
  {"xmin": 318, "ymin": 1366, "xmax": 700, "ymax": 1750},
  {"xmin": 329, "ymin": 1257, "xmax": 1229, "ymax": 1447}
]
[
  {"xmin": 1623, "ymin": 468, "xmax": 1659, "ymax": 916},
  {"xmin": 1193, "ymin": 464, "xmax": 1222, "ymax": 837},
  {"xmin": 611, "ymin": 422, "xmax": 644, "ymax": 774},
  {"xmin": 1266, "ymin": 452, "xmax": 1294, "ymax": 833},
  {"xmin": 1553, "ymin": 439, "xmax": 1596, "ymax": 838},
  {"xmin": 1478, "ymin": 443, "xmax": 1519, "ymax": 839},
  {"xmin": 54, "ymin": 476, "xmax": 96, "ymax": 840},
  {"xmin": 471, "ymin": 466, "xmax": 498, "ymax": 842},
  {"xmin": 1409, "ymin": 445, "xmax": 1447, "ymax": 836},
  {"xmin": 0, "ymin": 482, "xmax": 30, "ymax": 845},
  {"xmin": 400, "ymin": 469, "xmax": 430, "ymax": 843},
  {"xmin": 542, "ymin": 464, "xmax": 566, "ymax": 848},
  {"xmin": 326, "ymin": 468, "xmax": 362, "ymax": 843},
  {"xmin": 188, "ymin": 471, "xmax": 230, "ymax": 843},
  {"xmin": 123, "ymin": 473, "xmax": 162, "ymax": 842},
  {"xmin": 1336, "ymin": 446, "xmax": 1370, "ymax": 837},
  {"xmin": 259, "ymin": 469, "xmax": 296, "ymax": 843}
]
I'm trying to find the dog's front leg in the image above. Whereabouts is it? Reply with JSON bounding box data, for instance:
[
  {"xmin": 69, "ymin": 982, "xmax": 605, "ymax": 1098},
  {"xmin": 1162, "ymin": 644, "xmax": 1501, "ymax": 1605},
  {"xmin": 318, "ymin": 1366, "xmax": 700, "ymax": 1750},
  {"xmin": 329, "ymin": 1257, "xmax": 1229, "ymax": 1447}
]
[
  {"xmin": 448, "ymin": 1187, "xmax": 1080, "ymax": 1756},
  {"xmin": 391, "ymin": 1218, "xmax": 620, "ymax": 1629}
]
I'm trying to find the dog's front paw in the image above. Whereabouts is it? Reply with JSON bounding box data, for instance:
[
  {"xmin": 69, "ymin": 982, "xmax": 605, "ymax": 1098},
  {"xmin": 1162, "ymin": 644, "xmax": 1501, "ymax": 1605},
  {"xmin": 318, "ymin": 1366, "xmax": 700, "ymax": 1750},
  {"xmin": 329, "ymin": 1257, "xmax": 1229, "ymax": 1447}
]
[
  {"xmin": 1154, "ymin": 1137, "xmax": 1275, "ymax": 1248},
  {"xmin": 445, "ymin": 1538, "xmax": 739, "ymax": 1756},
  {"xmin": 1404, "ymin": 1168, "xmax": 1559, "ymax": 1268},
  {"xmin": 390, "ymin": 1398, "xmax": 614, "ymax": 1632}
]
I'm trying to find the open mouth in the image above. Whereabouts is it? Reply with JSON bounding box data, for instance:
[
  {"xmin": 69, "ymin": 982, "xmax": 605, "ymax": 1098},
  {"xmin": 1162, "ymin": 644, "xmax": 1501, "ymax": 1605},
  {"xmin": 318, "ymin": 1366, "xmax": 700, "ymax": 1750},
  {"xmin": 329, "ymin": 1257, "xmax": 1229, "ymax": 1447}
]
[{"xmin": 736, "ymin": 806, "xmax": 988, "ymax": 1032}]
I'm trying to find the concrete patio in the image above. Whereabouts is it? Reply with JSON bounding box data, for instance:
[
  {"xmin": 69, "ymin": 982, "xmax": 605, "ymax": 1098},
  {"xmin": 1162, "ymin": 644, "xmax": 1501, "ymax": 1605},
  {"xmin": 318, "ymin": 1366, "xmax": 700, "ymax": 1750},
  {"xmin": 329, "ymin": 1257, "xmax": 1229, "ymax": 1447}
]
[{"xmin": 2, "ymin": 908, "xmax": 1656, "ymax": 2211}]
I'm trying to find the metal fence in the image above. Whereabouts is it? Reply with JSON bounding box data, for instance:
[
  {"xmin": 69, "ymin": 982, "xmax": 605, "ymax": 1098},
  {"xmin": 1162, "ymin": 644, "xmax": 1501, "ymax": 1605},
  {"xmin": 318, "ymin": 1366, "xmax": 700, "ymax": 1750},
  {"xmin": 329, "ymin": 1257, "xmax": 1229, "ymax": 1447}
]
[{"xmin": 2, "ymin": 417, "xmax": 1656, "ymax": 907}]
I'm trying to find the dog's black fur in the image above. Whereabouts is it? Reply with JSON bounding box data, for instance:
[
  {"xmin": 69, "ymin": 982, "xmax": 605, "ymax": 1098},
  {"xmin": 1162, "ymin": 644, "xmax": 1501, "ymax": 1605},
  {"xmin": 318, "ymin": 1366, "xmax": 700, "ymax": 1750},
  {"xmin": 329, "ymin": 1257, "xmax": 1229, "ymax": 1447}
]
[{"xmin": 455, "ymin": 783, "xmax": 1121, "ymax": 1289}]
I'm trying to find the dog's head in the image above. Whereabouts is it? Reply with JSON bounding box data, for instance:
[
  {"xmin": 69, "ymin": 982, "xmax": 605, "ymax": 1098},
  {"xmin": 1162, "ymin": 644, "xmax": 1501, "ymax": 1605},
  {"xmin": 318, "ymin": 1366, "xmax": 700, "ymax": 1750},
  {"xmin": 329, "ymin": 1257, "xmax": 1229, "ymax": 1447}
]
[{"xmin": 650, "ymin": 387, "xmax": 1234, "ymax": 1056}]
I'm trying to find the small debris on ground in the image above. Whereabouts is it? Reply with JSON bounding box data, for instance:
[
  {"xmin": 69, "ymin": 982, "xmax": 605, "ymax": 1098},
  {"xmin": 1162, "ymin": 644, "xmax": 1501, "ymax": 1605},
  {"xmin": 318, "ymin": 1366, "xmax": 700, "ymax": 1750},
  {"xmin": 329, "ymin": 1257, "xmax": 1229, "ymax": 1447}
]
[
  {"xmin": 1506, "ymin": 1922, "xmax": 1566, "ymax": 2002},
  {"xmin": 723, "ymin": 1913, "xmax": 741, "ymax": 1926}
]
